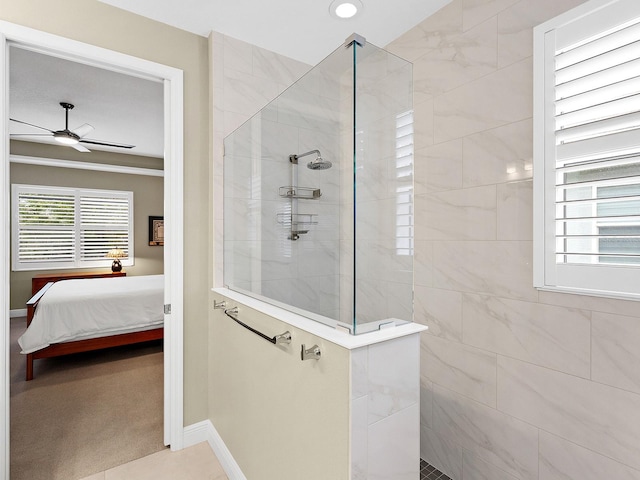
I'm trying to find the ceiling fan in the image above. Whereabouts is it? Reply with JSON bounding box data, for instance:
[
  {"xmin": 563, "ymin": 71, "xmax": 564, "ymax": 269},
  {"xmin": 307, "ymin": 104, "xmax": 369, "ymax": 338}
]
[{"xmin": 10, "ymin": 102, "xmax": 135, "ymax": 153}]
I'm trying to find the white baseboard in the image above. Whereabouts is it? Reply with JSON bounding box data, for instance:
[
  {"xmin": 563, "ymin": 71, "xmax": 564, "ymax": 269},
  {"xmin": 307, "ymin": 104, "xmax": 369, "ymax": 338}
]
[
  {"xmin": 183, "ymin": 420, "xmax": 210, "ymax": 447},
  {"xmin": 10, "ymin": 309, "xmax": 27, "ymax": 318},
  {"xmin": 183, "ymin": 420, "xmax": 247, "ymax": 480}
]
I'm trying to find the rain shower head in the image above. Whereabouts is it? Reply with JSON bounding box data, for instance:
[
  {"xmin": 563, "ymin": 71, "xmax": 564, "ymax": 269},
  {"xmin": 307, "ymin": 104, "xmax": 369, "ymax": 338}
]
[
  {"xmin": 307, "ymin": 156, "xmax": 332, "ymax": 170},
  {"xmin": 289, "ymin": 149, "xmax": 332, "ymax": 170}
]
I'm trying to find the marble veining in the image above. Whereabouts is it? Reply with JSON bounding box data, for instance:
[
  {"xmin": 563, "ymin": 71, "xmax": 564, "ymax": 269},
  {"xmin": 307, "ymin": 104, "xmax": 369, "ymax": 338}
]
[
  {"xmin": 433, "ymin": 241, "xmax": 538, "ymax": 302},
  {"xmin": 368, "ymin": 335, "xmax": 419, "ymax": 424},
  {"xmin": 496, "ymin": 0, "xmax": 586, "ymax": 68},
  {"xmin": 222, "ymin": 35, "xmax": 253, "ymax": 75},
  {"xmin": 252, "ymin": 46, "xmax": 309, "ymax": 86},
  {"xmin": 537, "ymin": 289, "xmax": 640, "ymax": 319},
  {"xmin": 462, "ymin": 0, "xmax": 520, "ymax": 32},
  {"xmin": 463, "ymin": 450, "xmax": 519, "ymax": 480},
  {"xmin": 422, "ymin": 335, "xmax": 497, "ymax": 407},
  {"xmin": 421, "ymin": 378, "xmax": 434, "ymax": 429},
  {"xmin": 421, "ymin": 425, "xmax": 463, "ymax": 479},
  {"xmin": 539, "ymin": 431, "xmax": 640, "ymax": 480},
  {"xmin": 462, "ymin": 293, "xmax": 591, "ymax": 377},
  {"xmin": 414, "ymin": 240, "xmax": 435, "ymax": 287},
  {"xmin": 462, "ymin": 118, "xmax": 533, "ymax": 188},
  {"xmin": 433, "ymin": 57, "xmax": 533, "ymax": 144},
  {"xmin": 222, "ymin": 68, "xmax": 281, "ymax": 118},
  {"xmin": 414, "ymin": 286, "xmax": 463, "ymax": 341},
  {"xmin": 351, "ymin": 347, "xmax": 369, "ymax": 400},
  {"xmin": 592, "ymin": 312, "xmax": 640, "ymax": 395},
  {"xmin": 412, "ymin": 16, "xmax": 498, "ymax": 98},
  {"xmin": 414, "ymin": 139, "xmax": 463, "ymax": 195},
  {"xmin": 351, "ymin": 396, "xmax": 369, "ymax": 480},
  {"xmin": 385, "ymin": 0, "xmax": 463, "ymax": 62},
  {"xmin": 433, "ymin": 385, "xmax": 538, "ymax": 480},
  {"xmin": 416, "ymin": 185, "xmax": 497, "ymax": 241},
  {"xmin": 497, "ymin": 180, "xmax": 533, "ymax": 241},
  {"xmin": 368, "ymin": 404, "xmax": 420, "ymax": 480},
  {"xmin": 414, "ymin": 99, "xmax": 435, "ymax": 150},
  {"xmin": 498, "ymin": 356, "xmax": 640, "ymax": 471}
]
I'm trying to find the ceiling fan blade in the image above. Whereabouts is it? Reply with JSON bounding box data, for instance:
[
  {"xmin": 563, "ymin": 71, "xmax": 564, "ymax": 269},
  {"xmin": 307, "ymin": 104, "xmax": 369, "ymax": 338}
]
[
  {"xmin": 72, "ymin": 123, "xmax": 95, "ymax": 138},
  {"xmin": 80, "ymin": 139, "xmax": 135, "ymax": 149},
  {"xmin": 10, "ymin": 118, "xmax": 54, "ymax": 133},
  {"xmin": 10, "ymin": 133, "xmax": 53, "ymax": 137},
  {"xmin": 72, "ymin": 143, "xmax": 91, "ymax": 153}
]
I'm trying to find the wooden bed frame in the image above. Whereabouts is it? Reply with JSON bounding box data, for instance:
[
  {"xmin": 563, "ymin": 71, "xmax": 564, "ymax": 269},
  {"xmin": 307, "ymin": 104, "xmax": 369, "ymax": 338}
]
[{"xmin": 24, "ymin": 279, "xmax": 163, "ymax": 381}]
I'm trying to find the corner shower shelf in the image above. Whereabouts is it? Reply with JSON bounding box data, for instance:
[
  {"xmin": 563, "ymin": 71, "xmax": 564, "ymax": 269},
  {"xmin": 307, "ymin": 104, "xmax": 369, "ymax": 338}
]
[
  {"xmin": 279, "ymin": 186, "xmax": 321, "ymax": 199},
  {"xmin": 277, "ymin": 213, "xmax": 318, "ymax": 226}
]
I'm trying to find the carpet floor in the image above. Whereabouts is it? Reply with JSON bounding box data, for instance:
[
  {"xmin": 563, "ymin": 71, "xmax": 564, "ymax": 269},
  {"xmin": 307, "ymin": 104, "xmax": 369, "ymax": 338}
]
[{"xmin": 10, "ymin": 316, "xmax": 165, "ymax": 480}]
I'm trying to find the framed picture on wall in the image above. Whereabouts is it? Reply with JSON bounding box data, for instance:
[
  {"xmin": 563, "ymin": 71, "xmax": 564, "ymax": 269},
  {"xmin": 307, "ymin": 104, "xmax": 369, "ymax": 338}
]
[{"xmin": 149, "ymin": 216, "xmax": 164, "ymax": 246}]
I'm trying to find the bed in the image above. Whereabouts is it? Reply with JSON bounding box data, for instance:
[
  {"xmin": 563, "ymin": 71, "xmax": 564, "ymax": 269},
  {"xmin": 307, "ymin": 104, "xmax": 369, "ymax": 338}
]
[{"xmin": 20, "ymin": 274, "xmax": 164, "ymax": 381}]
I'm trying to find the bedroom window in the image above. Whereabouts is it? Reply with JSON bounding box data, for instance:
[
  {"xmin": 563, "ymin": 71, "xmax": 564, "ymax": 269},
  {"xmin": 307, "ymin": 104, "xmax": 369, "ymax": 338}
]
[
  {"xmin": 533, "ymin": 0, "xmax": 640, "ymax": 299},
  {"xmin": 12, "ymin": 184, "xmax": 134, "ymax": 271}
]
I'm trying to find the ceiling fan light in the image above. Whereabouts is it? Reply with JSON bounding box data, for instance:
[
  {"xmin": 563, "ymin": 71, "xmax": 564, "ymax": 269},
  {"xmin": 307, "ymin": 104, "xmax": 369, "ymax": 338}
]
[{"xmin": 53, "ymin": 131, "xmax": 79, "ymax": 145}]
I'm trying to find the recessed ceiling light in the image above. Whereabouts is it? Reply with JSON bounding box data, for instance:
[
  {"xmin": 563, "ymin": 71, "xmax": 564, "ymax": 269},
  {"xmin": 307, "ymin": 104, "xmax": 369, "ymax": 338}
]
[{"xmin": 329, "ymin": 0, "xmax": 363, "ymax": 19}]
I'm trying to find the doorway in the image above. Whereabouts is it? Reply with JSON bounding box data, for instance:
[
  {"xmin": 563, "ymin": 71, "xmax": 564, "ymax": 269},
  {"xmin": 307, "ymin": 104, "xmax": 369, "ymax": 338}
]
[{"xmin": 0, "ymin": 21, "xmax": 185, "ymax": 480}]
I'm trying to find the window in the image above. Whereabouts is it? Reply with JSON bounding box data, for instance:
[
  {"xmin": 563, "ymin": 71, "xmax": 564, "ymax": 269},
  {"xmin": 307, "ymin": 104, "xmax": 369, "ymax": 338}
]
[
  {"xmin": 534, "ymin": 0, "xmax": 640, "ymax": 299},
  {"xmin": 395, "ymin": 110, "xmax": 414, "ymax": 256},
  {"xmin": 12, "ymin": 184, "xmax": 134, "ymax": 271}
]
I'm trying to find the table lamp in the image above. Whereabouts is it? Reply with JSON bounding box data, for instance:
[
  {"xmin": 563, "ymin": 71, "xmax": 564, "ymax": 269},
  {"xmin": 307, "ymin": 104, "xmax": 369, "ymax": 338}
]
[{"xmin": 106, "ymin": 248, "xmax": 126, "ymax": 272}]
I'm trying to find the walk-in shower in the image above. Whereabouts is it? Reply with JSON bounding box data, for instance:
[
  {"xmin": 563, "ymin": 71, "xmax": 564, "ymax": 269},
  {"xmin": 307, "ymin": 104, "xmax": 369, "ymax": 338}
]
[{"xmin": 223, "ymin": 34, "xmax": 413, "ymax": 334}]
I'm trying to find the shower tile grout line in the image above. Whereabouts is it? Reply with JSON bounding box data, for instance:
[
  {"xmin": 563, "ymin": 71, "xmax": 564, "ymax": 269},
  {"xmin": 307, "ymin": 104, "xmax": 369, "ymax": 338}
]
[{"xmin": 420, "ymin": 458, "xmax": 453, "ymax": 480}]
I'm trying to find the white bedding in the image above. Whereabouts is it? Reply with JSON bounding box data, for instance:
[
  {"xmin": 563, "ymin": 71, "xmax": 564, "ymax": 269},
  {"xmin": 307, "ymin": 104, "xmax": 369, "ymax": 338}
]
[{"xmin": 19, "ymin": 274, "xmax": 164, "ymax": 354}]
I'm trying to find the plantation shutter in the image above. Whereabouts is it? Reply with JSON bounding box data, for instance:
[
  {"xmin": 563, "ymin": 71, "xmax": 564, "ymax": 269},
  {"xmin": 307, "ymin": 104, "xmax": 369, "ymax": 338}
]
[
  {"xmin": 396, "ymin": 110, "xmax": 414, "ymax": 256},
  {"xmin": 535, "ymin": 0, "xmax": 640, "ymax": 298},
  {"xmin": 12, "ymin": 185, "xmax": 133, "ymax": 271},
  {"xmin": 554, "ymin": 13, "xmax": 640, "ymax": 266},
  {"xmin": 80, "ymin": 194, "xmax": 131, "ymax": 261},
  {"xmin": 15, "ymin": 189, "xmax": 75, "ymax": 264}
]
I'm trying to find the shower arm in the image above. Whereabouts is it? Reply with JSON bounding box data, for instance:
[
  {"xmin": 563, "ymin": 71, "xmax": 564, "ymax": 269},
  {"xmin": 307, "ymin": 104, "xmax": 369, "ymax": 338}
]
[{"xmin": 289, "ymin": 150, "xmax": 320, "ymax": 164}]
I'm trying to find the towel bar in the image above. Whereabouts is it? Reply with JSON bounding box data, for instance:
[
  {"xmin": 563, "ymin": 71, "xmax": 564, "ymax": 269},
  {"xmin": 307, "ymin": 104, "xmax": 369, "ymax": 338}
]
[{"xmin": 224, "ymin": 306, "xmax": 291, "ymax": 345}]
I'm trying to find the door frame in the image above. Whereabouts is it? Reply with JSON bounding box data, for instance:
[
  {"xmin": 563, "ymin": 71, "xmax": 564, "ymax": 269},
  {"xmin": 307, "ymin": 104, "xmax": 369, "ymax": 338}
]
[{"xmin": 0, "ymin": 21, "xmax": 185, "ymax": 480}]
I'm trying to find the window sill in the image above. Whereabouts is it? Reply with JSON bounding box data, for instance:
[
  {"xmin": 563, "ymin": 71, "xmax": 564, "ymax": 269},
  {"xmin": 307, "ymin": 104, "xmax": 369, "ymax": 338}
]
[{"xmin": 535, "ymin": 285, "xmax": 640, "ymax": 303}]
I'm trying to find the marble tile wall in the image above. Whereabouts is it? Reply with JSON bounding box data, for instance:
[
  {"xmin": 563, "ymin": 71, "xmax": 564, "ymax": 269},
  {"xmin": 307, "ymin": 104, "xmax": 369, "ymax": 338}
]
[
  {"xmin": 214, "ymin": 33, "xmax": 347, "ymax": 319},
  {"xmin": 212, "ymin": 32, "xmax": 311, "ymax": 289},
  {"xmin": 386, "ymin": 0, "xmax": 640, "ymax": 478},
  {"xmin": 351, "ymin": 334, "xmax": 421, "ymax": 480}
]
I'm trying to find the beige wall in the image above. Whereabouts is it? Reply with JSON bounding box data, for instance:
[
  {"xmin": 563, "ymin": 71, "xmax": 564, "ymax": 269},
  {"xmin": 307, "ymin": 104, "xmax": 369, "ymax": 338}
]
[
  {"xmin": 0, "ymin": 0, "xmax": 210, "ymax": 425},
  {"xmin": 387, "ymin": 1, "xmax": 640, "ymax": 479},
  {"xmin": 11, "ymin": 140, "xmax": 164, "ymax": 170},
  {"xmin": 210, "ymin": 292, "xmax": 350, "ymax": 480},
  {"xmin": 9, "ymin": 143, "xmax": 164, "ymax": 309}
]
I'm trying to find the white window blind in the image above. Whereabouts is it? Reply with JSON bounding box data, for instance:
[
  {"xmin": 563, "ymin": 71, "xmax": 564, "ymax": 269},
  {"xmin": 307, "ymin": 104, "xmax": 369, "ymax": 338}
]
[
  {"xmin": 396, "ymin": 110, "xmax": 414, "ymax": 256},
  {"xmin": 534, "ymin": 0, "xmax": 640, "ymax": 299},
  {"xmin": 12, "ymin": 185, "xmax": 134, "ymax": 271}
]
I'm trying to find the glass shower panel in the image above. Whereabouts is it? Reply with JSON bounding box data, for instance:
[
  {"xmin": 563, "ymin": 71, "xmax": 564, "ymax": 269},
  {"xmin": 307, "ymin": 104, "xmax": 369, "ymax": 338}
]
[
  {"xmin": 224, "ymin": 36, "xmax": 413, "ymax": 334},
  {"xmin": 353, "ymin": 42, "xmax": 414, "ymax": 334},
  {"xmin": 224, "ymin": 43, "xmax": 352, "ymax": 328}
]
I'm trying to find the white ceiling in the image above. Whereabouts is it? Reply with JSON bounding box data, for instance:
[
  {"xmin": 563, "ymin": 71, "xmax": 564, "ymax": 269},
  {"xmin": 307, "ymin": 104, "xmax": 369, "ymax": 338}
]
[
  {"xmin": 98, "ymin": 0, "xmax": 451, "ymax": 65},
  {"xmin": 9, "ymin": 47, "xmax": 164, "ymax": 158},
  {"xmin": 9, "ymin": 0, "xmax": 451, "ymax": 159}
]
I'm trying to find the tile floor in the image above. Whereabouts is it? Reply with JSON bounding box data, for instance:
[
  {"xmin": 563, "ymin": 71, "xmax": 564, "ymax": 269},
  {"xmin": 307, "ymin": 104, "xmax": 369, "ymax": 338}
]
[
  {"xmin": 420, "ymin": 459, "xmax": 452, "ymax": 480},
  {"xmin": 79, "ymin": 442, "xmax": 228, "ymax": 480},
  {"xmin": 80, "ymin": 443, "xmax": 445, "ymax": 480}
]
